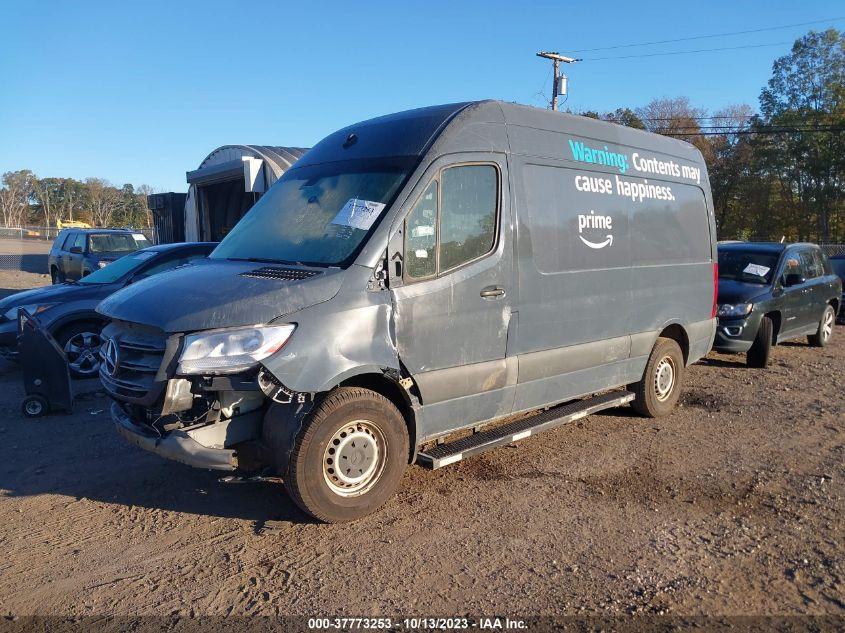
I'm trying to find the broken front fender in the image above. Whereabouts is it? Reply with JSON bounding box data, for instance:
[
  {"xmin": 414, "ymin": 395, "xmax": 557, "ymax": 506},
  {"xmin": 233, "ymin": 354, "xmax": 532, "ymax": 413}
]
[{"xmin": 262, "ymin": 265, "xmax": 400, "ymax": 394}]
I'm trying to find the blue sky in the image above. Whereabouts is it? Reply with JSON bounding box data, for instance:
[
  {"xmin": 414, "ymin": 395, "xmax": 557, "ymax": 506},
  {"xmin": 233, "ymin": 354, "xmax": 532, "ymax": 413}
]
[{"xmin": 0, "ymin": 1, "xmax": 842, "ymax": 192}]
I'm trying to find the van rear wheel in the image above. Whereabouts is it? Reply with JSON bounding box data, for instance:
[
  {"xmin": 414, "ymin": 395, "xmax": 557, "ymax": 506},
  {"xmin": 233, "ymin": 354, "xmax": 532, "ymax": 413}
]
[
  {"xmin": 285, "ymin": 387, "xmax": 409, "ymax": 523},
  {"xmin": 631, "ymin": 337, "xmax": 684, "ymax": 418}
]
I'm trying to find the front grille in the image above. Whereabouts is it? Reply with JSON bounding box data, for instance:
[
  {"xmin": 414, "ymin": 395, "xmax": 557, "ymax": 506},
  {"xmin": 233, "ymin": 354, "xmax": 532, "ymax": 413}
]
[
  {"xmin": 99, "ymin": 321, "xmax": 168, "ymax": 405},
  {"xmin": 240, "ymin": 266, "xmax": 321, "ymax": 281}
]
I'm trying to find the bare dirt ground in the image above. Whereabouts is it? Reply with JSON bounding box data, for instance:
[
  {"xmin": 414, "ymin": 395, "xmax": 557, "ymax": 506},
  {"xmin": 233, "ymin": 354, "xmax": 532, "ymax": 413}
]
[
  {"xmin": 0, "ymin": 306, "xmax": 842, "ymax": 619},
  {"xmin": 0, "ymin": 269, "xmax": 51, "ymax": 299}
]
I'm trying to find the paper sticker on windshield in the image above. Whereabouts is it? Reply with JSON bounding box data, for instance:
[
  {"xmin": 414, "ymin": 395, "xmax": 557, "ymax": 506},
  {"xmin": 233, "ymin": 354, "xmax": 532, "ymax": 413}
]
[
  {"xmin": 132, "ymin": 233, "xmax": 147, "ymax": 242},
  {"xmin": 743, "ymin": 263, "xmax": 770, "ymax": 277},
  {"xmin": 331, "ymin": 199, "xmax": 385, "ymax": 232}
]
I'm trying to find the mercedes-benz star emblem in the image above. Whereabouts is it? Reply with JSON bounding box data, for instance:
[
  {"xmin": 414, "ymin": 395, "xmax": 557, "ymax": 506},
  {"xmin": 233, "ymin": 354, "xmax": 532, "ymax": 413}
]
[{"xmin": 103, "ymin": 338, "xmax": 120, "ymax": 376}]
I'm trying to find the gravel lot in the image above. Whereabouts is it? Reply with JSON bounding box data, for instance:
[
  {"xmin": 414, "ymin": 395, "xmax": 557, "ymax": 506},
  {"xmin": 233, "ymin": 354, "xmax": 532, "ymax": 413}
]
[{"xmin": 0, "ymin": 269, "xmax": 842, "ymax": 619}]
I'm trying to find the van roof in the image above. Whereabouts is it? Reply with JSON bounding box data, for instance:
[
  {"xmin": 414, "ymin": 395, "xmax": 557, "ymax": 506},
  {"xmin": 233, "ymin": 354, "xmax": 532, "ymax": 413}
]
[{"xmin": 296, "ymin": 100, "xmax": 705, "ymax": 170}]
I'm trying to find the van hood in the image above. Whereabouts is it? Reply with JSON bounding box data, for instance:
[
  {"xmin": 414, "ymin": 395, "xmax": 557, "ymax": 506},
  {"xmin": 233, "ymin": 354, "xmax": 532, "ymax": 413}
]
[
  {"xmin": 717, "ymin": 279, "xmax": 769, "ymax": 305},
  {"xmin": 96, "ymin": 259, "xmax": 343, "ymax": 333}
]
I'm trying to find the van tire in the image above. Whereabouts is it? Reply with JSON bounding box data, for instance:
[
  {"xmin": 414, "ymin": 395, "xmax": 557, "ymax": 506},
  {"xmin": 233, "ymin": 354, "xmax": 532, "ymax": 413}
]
[
  {"xmin": 285, "ymin": 387, "xmax": 409, "ymax": 523},
  {"xmin": 746, "ymin": 316, "xmax": 773, "ymax": 368},
  {"xmin": 51, "ymin": 267, "xmax": 63, "ymax": 284},
  {"xmin": 807, "ymin": 305, "xmax": 835, "ymax": 348},
  {"xmin": 631, "ymin": 337, "xmax": 684, "ymax": 418}
]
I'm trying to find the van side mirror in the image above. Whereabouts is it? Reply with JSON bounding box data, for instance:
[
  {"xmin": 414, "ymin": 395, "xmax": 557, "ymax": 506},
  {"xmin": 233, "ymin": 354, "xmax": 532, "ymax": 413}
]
[
  {"xmin": 69, "ymin": 246, "xmax": 82, "ymax": 254},
  {"xmin": 782, "ymin": 273, "xmax": 805, "ymax": 287}
]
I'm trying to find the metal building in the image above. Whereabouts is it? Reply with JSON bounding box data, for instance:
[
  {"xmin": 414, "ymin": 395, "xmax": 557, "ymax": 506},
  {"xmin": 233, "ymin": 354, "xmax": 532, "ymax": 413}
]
[
  {"xmin": 183, "ymin": 145, "xmax": 308, "ymax": 242},
  {"xmin": 147, "ymin": 192, "xmax": 187, "ymax": 244}
]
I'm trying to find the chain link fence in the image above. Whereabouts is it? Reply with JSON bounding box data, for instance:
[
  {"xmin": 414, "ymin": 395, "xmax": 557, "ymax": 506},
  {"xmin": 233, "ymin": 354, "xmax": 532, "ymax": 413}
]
[
  {"xmin": 821, "ymin": 244, "xmax": 845, "ymax": 257},
  {"xmin": 0, "ymin": 226, "xmax": 155, "ymax": 273}
]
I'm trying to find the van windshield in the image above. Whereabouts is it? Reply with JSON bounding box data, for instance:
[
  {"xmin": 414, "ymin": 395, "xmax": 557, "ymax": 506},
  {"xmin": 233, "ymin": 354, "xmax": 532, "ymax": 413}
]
[
  {"xmin": 718, "ymin": 249, "xmax": 780, "ymax": 284},
  {"xmin": 211, "ymin": 158, "xmax": 415, "ymax": 266}
]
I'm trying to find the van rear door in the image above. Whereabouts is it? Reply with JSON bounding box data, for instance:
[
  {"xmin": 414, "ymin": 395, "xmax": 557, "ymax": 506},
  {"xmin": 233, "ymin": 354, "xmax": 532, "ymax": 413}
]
[{"xmin": 389, "ymin": 153, "xmax": 514, "ymax": 440}]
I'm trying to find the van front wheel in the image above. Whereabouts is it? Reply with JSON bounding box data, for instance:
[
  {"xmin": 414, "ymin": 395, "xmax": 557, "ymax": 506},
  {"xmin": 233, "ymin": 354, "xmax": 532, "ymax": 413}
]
[
  {"xmin": 285, "ymin": 387, "xmax": 409, "ymax": 523},
  {"xmin": 631, "ymin": 337, "xmax": 684, "ymax": 418}
]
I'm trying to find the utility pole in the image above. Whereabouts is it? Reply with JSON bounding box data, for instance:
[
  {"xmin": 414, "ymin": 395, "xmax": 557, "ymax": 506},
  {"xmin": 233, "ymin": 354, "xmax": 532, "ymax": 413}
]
[{"xmin": 536, "ymin": 52, "xmax": 579, "ymax": 111}]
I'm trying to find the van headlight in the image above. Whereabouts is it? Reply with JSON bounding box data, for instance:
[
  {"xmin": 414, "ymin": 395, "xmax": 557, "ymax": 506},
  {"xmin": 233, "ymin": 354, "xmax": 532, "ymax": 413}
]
[
  {"xmin": 177, "ymin": 324, "xmax": 295, "ymax": 375},
  {"xmin": 717, "ymin": 303, "xmax": 753, "ymax": 318}
]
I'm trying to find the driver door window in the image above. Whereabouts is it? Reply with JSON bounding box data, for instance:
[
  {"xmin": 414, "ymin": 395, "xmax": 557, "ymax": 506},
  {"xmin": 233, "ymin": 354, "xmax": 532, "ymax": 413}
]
[
  {"xmin": 403, "ymin": 164, "xmax": 499, "ymax": 282},
  {"xmin": 405, "ymin": 182, "xmax": 437, "ymax": 279},
  {"xmin": 782, "ymin": 255, "xmax": 806, "ymax": 283}
]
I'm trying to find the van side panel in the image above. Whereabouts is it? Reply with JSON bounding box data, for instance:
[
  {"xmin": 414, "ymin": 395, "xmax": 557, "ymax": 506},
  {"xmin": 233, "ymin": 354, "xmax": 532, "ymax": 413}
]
[
  {"xmin": 629, "ymin": 182, "xmax": 715, "ymax": 365},
  {"xmin": 510, "ymin": 154, "xmax": 638, "ymax": 412},
  {"xmin": 506, "ymin": 118, "xmax": 716, "ymax": 414}
]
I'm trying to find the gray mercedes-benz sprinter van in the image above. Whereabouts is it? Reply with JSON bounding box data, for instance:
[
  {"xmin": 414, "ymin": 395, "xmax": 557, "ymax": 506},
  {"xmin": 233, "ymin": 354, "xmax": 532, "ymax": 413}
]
[{"xmin": 98, "ymin": 101, "xmax": 717, "ymax": 522}]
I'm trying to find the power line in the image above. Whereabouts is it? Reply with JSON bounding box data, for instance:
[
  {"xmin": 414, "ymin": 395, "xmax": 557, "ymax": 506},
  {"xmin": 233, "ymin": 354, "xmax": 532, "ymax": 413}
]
[
  {"xmin": 660, "ymin": 125, "xmax": 842, "ymax": 131},
  {"xmin": 635, "ymin": 113, "xmax": 836, "ymax": 122},
  {"xmin": 665, "ymin": 127, "xmax": 845, "ymax": 136},
  {"xmin": 584, "ymin": 42, "xmax": 790, "ymax": 61},
  {"xmin": 642, "ymin": 115, "xmax": 757, "ymax": 121},
  {"xmin": 569, "ymin": 16, "xmax": 845, "ymax": 53}
]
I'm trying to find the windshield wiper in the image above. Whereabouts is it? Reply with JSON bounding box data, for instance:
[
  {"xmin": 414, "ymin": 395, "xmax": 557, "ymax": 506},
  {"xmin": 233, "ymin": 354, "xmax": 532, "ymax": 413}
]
[{"xmin": 226, "ymin": 257, "xmax": 329, "ymax": 268}]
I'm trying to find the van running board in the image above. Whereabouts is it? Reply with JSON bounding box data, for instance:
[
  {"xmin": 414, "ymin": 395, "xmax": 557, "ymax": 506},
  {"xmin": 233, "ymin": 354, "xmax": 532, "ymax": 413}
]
[{"xmin": 416, "ymin": 390, "xmax": 635, "ymax": 470}]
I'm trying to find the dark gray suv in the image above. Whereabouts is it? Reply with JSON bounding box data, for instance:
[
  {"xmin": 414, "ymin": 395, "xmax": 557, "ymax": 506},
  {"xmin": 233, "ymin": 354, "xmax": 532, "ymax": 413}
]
[
  {"xmin": 48, "ymin": 229, "xmax": 152, "ymax": 283},
  {"xmin": 714, "ymin": 242, "xmax": 841, "ymax": 367},
  {"xmin": 2, "ymin": 242, "xmax": 215, "ymax": 377}
]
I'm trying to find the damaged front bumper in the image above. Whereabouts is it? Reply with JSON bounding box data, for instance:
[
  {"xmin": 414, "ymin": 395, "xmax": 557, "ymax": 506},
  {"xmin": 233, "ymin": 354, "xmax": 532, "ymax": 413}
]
[{"xmin": 112, "ymin": 401, "xmax": 238, "ymax": 471}]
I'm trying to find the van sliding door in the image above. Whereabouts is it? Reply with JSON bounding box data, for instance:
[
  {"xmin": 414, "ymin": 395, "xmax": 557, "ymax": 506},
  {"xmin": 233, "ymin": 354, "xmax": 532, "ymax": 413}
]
[{"xmin": 510, "ymin": 158, "xmax": 634, "ymax": 413}]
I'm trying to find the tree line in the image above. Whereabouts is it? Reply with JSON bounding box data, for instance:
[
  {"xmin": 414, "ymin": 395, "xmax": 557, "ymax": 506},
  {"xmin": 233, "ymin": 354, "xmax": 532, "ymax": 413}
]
[
  {"xmin": 0, "ymin": 171, "xmax": 154, "ymax": 230},
  {"xmin": 578, "ymin": 28, "xmax": 844, "ymax": 243},
  {"xmin": 1, "ymin": 29, "xmax": 842, "ymax": 242}
]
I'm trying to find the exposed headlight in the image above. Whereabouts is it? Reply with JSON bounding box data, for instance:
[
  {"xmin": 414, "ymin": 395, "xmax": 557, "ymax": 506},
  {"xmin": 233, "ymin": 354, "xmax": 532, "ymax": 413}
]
[
  {"xmin": 177, "ymin": 324, "xmax": 295, "ymax": 375},
  {"xmin": 97, "ymin": 261, "xmax": 109, "ymax": 269},
  {"xmin": 717, "ymin": 303, "xmax": 753, "ymax": 318},
  {"xmin": 3, "ymin": 303, "xmax": 57, "ymax": 321}
]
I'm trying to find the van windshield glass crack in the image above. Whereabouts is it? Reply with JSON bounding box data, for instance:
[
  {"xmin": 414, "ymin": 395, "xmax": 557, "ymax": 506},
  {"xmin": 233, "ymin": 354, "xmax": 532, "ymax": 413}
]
[{"xmin": 211, "ymin": 157, "xmax": 415, "ymax": 267}]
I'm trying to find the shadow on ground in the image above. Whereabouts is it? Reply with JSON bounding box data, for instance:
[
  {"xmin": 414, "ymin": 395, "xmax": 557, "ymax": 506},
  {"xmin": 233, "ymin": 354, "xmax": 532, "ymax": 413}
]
[{"xmin": 0, "ymin": 372, "xmax": 311, "ymax": 525}]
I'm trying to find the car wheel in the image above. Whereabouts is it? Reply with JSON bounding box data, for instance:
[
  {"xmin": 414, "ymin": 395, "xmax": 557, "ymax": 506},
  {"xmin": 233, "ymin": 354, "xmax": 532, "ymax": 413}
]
[
  {"xmin": 746, "ymin": 316, "xmax": 773, "ymax": 368},
  {"xmin": 285, "ymin": 387, "xmax": 409, "ymax": 523},
  {"xmin": 808, "ymin": 305, "xmax": 835, "ymax": 348},
  {"xmin": 55, "ymin": 321, "xmax": 103, "ymax": 379},
  {"xmin": 50, "ymin": 267, "xmax": 64, "ymax": 284},
  {"xmin": 631, "ymin": 337, "xmax": 685, "ymax": 418}
]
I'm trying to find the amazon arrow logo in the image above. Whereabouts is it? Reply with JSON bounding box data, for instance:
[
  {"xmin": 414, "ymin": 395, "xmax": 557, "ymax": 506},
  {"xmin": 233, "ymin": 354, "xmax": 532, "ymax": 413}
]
[
  {"xmin": 579, "ymin": 234, "xmax": 613, "ymax": 249},
  {"xmin": 577, "ymin": 211, "xmax": 615, "ymax": 249}
]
